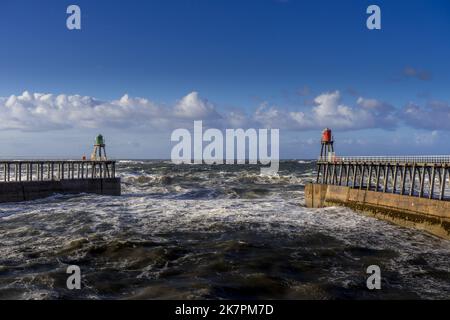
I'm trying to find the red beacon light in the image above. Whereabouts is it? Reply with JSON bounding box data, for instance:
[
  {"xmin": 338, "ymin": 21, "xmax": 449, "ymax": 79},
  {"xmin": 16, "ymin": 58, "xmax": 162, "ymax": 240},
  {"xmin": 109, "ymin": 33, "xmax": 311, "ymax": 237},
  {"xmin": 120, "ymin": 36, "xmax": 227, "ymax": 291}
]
[
  {"xmin": 321, "ymin": 128, "xmax": 333, "ymax": 143},
  {"xmin": 320, "ymin": 128, "xmax": 335, "ymax": 161}
]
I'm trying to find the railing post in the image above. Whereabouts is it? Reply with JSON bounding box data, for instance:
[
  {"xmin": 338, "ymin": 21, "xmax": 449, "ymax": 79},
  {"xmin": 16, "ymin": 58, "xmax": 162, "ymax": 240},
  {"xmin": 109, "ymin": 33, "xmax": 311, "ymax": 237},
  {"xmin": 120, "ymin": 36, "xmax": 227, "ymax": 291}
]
[
  {"xmin": 345, "ymin": 164, "xmax": 350, "ymax": 186},
  {"xmin": 419, "ymin": 165, "xmax": 426, "ymax": 198},
  {"xmin": 392, "ymin": 164, "xmax": 399, "ymax": 194},
  {"xmin": 359, "ymin": 164, "xmax": 365, "ymax": 189},
  {"xmin": 105, "ymin": 162, "xmax": 111, "ymax": 178},
  {"xmin": 67, "ymin": 162, "xmax": 71, "ymax": 179},
  {"xmin": 352, "ymin": 164, "xmax": 357, "ymax": 188},
  {"xmin": 410, "ymin": 164, "xmax": 416, "ymax": 196},
  {"xmin": 316, "ymin": 163, "xmax": 321, "ymax": 183},
  {"xmin": 383, "ymin": 164, "xmax": 389, "ymax": 192},
  {"xmin": 438, "ymin": 167, "xmax": 442, "ymax": 185},
  {"xmin": 338, "ymin": 163, "xmax": 344, "ymax": 186},
  {"xmin": 440, "ymin": 166, "xmax": 447, "ymax": 200},
  {"xmin": 331, "ymin": 163, "xmax": 336, "ymax": 184},
  {"xmin": 400, "ymin": 165, "xmax": 407, "ymax": 195},
  {"xmin": 367, "ymin": 164, "xmax": 373, "ymax": 191},
  {"xmin": 430, "ymin": 165, "xmax": 436, "ymax": 199},
  {"xmin": 375, "ymin": 164, "xmax": 381, "ymax": 191}
]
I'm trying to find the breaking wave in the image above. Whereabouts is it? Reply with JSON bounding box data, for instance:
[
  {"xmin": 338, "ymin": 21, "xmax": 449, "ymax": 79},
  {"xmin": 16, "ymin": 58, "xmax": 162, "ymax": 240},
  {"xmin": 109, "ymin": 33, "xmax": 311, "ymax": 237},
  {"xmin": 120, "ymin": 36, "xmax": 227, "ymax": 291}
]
[{"xmin": 0, "ymin": 160, "xmax": 449, "ymax": 299}]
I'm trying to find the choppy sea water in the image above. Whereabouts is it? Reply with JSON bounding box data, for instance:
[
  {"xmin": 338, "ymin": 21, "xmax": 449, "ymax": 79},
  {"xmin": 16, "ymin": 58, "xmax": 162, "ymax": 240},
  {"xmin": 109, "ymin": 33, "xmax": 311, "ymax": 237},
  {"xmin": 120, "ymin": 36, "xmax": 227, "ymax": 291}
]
[{"xmin": 0, "ymin": 160, "xmax": 449, "ymax": 300}]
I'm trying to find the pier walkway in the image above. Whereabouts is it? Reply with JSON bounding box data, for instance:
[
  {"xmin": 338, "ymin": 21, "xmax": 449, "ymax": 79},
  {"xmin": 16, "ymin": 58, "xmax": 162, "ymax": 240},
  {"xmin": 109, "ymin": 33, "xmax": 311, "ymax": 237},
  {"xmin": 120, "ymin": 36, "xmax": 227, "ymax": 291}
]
[
  {"xmin": 316, "ymin": 156, "xmax": 450, "ymax": 201},
  {"xmin": 0, "ymin": 160, "xmax": 117, "ymax": 182},
  {"xmin": 0, "ymin": 160, "xmax": 120, "ymax": 203}
]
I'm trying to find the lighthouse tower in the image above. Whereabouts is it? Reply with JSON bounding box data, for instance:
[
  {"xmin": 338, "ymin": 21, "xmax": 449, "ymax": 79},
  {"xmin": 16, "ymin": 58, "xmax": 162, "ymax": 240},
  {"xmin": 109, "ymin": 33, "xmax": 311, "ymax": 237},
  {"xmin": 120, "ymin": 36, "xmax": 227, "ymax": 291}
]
[
  {"xmin": 91, "ymin": 134, "xmax": 107, "ymax": 161},
  {"xmin": 320, "ymin": 128, "xmax": 334, "ymax": 161}
]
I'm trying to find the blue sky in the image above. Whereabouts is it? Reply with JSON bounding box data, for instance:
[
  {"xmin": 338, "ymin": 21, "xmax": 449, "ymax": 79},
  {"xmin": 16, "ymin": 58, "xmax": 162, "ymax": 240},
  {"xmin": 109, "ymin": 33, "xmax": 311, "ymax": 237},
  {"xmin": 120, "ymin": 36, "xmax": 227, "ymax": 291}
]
[{"xmin": 1, "ymin": 0, "xmax": 450, "ymax": 159}]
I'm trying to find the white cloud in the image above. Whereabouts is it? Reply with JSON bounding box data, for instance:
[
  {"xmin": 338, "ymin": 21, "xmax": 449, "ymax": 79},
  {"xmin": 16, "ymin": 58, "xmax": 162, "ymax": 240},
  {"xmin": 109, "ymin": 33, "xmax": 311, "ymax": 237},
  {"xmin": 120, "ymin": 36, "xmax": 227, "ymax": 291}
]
[
  {"xmin": 254, "ymin": 102, "xmax": 291, "ymax": 129},
  {"xmin": 5, "ymin": 89, "xmax": 447, "ymax": 134},
  {"xmin": 0, "ymin": 91, "xmax": 216, "ymax": 131},
  {"xmin": 225, "ymin": 110, "xmax": 250, "ymax": 128},
  {"xmin": 287, "ymin": 91, "xmax": 396, "ymax": 130},
  {"xmin": 173, "ymin": 91, "xmax": 219, "ymax": 119}
]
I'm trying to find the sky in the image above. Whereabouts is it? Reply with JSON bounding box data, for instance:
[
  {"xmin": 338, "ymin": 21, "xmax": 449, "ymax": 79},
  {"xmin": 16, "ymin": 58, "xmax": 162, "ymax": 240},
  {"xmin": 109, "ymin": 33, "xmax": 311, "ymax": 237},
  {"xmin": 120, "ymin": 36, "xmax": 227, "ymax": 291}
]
[{"xmin": 1, "ymin": 0, "xmax": 450, "ymax": 159}]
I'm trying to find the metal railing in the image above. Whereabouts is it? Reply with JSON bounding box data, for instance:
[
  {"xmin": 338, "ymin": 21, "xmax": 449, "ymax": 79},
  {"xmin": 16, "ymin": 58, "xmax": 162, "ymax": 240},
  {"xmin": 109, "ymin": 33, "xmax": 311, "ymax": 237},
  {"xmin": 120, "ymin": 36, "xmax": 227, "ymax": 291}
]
[
  {"xmin": 318, "ymin": 155, "xmax": 450, "ymax": 164},
  {"xmin": 316, "ymin": 160, "xmax": 450, "ymax": 201},
  {"xmin": 0, "ymin": 160, "xmax": 116, "ymax": 183}
]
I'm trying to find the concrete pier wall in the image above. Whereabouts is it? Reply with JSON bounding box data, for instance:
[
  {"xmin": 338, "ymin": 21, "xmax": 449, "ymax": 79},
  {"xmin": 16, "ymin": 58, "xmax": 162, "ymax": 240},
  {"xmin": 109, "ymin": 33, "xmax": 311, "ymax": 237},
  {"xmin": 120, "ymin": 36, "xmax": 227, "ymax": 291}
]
[
  {"xmin": 305, "ymin": 183, "xmax": 450, "ymax": 239},
  {"xmin": 0, "ymin": 178, "xmax": 121, "ymax": 203}
]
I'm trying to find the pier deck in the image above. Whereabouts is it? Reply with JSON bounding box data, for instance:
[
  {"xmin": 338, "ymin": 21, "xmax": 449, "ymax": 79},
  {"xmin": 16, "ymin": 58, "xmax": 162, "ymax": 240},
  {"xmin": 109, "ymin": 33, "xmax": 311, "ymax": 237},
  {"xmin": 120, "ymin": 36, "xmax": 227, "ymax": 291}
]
[
  {"xmin": 0, "ymin": 160, "xmax": 117, "ymax": 182},
  {"xmin": 0, "ymin": 160, "xmax": 120, "ymax": 203},
  {"xmin": 316, "ymin": 156, "xmax": 450, "ymax": 201},
  {"xmin": 309, "ymin": 156, "xmax": 450, "ymax": 239}
]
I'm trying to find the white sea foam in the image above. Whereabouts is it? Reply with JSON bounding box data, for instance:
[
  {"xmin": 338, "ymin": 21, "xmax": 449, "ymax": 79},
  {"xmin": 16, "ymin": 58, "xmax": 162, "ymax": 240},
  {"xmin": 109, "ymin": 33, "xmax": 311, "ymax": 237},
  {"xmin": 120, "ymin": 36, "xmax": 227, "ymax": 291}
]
[
  {"xmin": 297, "ymin": 160, "xmax": 315, "ymax": 164},
  {"xmin": 0, "ymin": 161, "xmax": 449, "ymax": 299}
]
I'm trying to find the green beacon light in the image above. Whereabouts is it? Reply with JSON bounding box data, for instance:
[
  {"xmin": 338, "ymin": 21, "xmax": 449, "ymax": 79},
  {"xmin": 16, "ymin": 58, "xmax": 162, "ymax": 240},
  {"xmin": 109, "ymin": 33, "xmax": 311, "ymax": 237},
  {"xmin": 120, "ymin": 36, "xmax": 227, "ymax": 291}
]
[
  {"xmin": 95, "ymin": 134, "xmax": 105, "ymax": 146},
  {"xmin": 91, "ymin": 134, "xmax": 107, "ymax": 160}
]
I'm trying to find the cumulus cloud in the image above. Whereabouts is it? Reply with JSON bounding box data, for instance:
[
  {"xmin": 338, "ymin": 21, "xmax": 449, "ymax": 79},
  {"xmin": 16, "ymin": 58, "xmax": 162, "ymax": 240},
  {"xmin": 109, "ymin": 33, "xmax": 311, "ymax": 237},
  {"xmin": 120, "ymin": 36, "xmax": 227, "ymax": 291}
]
[
  {"xmin": 0, "ymin": 91, "xmax": 217, "ymax": 131},
  {"xmin": 254, "ymin": 102, "xmax": 292, "ymax": 129},
  {"xmin": 224, "ymin": 110, "xmax": 250, "ymax": 128},
  {"xmin": 2, "ymin": 89, "xmax": 448, "ymax": 133},
  {"xmin": 173, "ymin": 91, "xmax": 219, "ymax": 119},
  {"xmin": 288, "ymin": 91, "xmax": 396, "ymax": 130}
]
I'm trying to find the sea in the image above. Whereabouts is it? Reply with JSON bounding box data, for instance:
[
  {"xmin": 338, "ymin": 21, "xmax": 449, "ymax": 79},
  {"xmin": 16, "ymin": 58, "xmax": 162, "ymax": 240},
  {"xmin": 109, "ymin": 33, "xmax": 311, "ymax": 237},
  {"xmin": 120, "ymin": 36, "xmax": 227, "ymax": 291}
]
[{"xmin": 0, "ymin": 160, "xmax": 449, "ymax": 299}]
